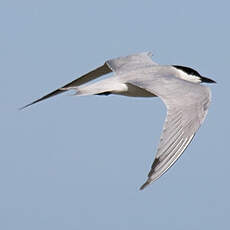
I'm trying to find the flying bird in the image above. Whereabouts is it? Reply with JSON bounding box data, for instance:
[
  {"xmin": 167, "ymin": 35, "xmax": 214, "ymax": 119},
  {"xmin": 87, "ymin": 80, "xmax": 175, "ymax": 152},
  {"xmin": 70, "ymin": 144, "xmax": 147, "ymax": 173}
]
[{"xmin": 21, "ymin": 52, "xmax": 216, "ymax": 189}]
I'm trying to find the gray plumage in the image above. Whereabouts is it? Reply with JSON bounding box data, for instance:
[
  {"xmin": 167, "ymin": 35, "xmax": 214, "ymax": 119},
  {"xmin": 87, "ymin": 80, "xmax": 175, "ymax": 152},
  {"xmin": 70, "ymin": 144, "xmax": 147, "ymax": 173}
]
[{"xmin": 21, "ymin": 52, "xmax": 215, "ymax": 190}]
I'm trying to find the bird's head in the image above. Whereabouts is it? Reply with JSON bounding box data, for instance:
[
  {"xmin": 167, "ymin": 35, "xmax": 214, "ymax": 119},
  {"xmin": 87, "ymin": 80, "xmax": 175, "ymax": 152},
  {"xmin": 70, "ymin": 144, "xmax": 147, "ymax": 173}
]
[{"xmin": 173, "ymin": 65, "xmax": 216, "ymax": 84}]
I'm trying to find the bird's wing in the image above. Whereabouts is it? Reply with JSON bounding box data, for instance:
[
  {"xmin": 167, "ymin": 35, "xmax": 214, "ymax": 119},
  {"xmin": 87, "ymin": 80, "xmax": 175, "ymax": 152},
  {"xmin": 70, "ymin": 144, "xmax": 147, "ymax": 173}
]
[
  {"xmin": 128, "ymin": 78, "xmax": 211, "ymax": 190},
  {"xmin": 20, "ymin": 63, "xmax": 112, "ymax": 109},
  {"xmin": 106, "ymin": 51, "xmax": 158, "ymax": 73},
  {"xmin": 21, "ymin": 52, "xmax": 157, "ymax": 109}
]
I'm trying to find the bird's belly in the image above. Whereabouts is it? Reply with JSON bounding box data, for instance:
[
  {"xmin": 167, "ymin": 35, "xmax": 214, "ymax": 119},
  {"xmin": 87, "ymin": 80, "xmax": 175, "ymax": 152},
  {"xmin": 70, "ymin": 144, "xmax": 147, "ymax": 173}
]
[{"xmin": 113, "ymin": 83, "xmax": 156, "ymax": 97}]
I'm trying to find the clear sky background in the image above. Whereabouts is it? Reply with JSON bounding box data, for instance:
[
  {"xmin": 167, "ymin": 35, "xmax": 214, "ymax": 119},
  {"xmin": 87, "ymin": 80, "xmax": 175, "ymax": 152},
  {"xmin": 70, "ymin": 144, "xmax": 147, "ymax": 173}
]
[{"xmin": 1, "ymin": 0, "xmax": 229, "ymax": 229}]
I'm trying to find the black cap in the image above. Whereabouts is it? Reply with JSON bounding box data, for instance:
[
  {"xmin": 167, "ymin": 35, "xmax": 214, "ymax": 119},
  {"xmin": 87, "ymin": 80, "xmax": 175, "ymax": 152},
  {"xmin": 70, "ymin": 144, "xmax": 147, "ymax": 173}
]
[{"xmin": 173, "ymin": 65, "xmax": 216, "ymax": 83}]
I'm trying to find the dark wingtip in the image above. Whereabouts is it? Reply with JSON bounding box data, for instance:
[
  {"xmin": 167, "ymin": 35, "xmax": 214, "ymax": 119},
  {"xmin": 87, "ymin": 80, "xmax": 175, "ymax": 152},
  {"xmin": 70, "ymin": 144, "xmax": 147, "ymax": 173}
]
[
  {"xmin": 18, "ymin": 103, "xmax": 33, "ymax": 111},
  {"xmin": 19, "ymin": 97, "xmax": 46, "ymax": 110},
  {"xmin": 19, "ymin": 100, "xmax": 39, "ymax": 110},
  {"xmin": 19, "ymin": 88, "xmax": 66, "ymax": 111},
  {"xmin": 139, "ymin": 180, "xmax": 150, "ymax": 190}
]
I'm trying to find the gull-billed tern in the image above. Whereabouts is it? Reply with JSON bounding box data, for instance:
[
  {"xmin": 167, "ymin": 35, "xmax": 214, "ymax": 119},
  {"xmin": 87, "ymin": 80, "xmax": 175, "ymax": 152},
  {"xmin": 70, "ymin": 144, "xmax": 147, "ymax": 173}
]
[{"xmin": 21, "ymin": 52, "xmax": 216, "ymax": 190}]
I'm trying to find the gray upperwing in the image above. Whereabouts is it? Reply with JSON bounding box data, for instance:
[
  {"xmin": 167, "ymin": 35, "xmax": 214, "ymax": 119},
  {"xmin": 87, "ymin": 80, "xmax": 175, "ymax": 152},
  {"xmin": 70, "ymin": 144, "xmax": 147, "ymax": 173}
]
[
  {"xmin": 20, "ymin": 63, "xmax": 112, "ymax": 110},
  {"xmin": 106, "ymin": 51, "xmax": 157, "ymax": 73},
  {"xmin": 127, "ymin": 77, "xmax": 211, "ymax": 189},
  {"xmin": 141, "ymin": 86, "xmax": 210, "ymax": 189}
]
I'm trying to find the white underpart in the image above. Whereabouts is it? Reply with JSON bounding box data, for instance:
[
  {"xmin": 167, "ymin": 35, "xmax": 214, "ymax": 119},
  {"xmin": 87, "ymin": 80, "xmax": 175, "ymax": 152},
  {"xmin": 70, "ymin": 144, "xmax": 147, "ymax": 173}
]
[
  {"xmin": 176, "ymin": 69, "xmax": 201, "ymax": 83},
  {"xmin": 111, "ymin": 83, "xmax": 128, "ymax": 94},
  {"xmin": 67, "ymin": 78, "xmax": 129, "ymax": 96}
]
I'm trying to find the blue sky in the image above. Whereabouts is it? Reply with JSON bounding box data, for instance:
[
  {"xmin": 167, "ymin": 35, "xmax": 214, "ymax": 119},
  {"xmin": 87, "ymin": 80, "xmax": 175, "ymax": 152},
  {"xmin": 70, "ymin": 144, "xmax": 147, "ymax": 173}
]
[{"xmin": 1, "ymin": 0, "xmax": 229, "ymax": 229}]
